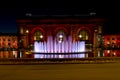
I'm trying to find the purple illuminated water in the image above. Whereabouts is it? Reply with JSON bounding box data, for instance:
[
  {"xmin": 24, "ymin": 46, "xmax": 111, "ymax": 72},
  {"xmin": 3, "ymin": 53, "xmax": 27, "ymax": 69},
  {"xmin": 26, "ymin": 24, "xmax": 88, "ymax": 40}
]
[{"xmin": 34, "ymin": 36, "xmax": 85, "ymax": 58}]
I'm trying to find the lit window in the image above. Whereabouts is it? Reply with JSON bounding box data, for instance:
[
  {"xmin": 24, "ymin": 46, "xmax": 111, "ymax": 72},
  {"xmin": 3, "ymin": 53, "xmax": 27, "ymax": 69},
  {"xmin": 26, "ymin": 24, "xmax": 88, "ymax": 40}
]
[
  {"xmin": 78, "ymin": 30, "xmax": 89, "ymax": 40},
  {"xmin": 107, "ymin": 50, "xmax": 110, "ymax": 53},
  {"xmin": 34, "ymin": 30, "xmax": 43, "ymax": 41}
]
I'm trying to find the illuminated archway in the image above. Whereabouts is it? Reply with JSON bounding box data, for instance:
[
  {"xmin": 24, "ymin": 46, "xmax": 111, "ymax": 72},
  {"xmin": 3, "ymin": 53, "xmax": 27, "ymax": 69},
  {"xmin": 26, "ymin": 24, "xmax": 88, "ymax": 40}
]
[
  {"xmin": 33, "ymin": 30, "xmax": 44, "ymax": 41},
  {"xmin": 30, "ymin": 27, "xmax": 45, "ymax": 43},
  {"xmin": 54, "ymin": 27, "xmax": 68, "ymax": 37},
  {"xmin": 56, "ymin": 30, "xmax": 66, "ymax": 43},
  {"xmin": 77, "ymin": 27, "xmax": 91, "ymax": 41},
  {"xmin": 78, "ymin": 30, "xmax": 89, "ymax": 41}
]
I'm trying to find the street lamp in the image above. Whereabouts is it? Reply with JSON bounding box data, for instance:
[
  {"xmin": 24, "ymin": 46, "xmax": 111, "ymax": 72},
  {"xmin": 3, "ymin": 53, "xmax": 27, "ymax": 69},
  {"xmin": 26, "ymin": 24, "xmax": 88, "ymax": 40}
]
[
  {"xmin": 79, "ymin": 34, "xmax": 82, "ymax": 38},
  {"xmin": 40, "ymin": 35, "xmax": 43, "ymax": 39},
  {"xmin": 26, "ymin": 30, "xmax": 29, "ymax": 33}
]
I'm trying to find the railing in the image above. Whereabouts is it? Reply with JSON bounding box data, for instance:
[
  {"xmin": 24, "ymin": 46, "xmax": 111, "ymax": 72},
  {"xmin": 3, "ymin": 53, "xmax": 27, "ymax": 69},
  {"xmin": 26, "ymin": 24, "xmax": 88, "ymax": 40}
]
[{"xmin": 0, "ymin": 57, "xmax": 120, "ymax": 64}]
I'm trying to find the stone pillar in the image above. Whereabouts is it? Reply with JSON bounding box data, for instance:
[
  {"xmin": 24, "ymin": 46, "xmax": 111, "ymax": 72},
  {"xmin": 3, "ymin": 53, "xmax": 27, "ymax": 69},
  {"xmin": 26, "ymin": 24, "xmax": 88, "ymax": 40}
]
[
  {"xmin": 93, "ymin": 29, "xmax": 98, "ymax": 57},
  {"xmin": 98, "ymin": 26, "xmax": 103, "ymax": 57}
]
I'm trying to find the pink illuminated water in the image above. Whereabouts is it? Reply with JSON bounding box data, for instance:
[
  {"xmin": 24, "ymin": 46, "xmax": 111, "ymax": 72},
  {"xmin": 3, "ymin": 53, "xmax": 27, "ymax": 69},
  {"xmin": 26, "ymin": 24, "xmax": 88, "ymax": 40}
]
[{"xmin": 34, "ymin": 36, "xmax": 85, "ymax": 58}]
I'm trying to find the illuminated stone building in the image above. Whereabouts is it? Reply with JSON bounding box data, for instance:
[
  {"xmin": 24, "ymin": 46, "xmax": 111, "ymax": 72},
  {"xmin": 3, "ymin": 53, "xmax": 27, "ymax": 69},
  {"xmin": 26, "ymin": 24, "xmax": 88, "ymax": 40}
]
[
  {"xmin": 17, "ymin": 15, "xmax": 105, "ymax": 58},
  {"xmin": 104, "ymin": 35, "xmax": 120, "ymax": 57},
  {"xmin": 0, "ymin": 33, "xmax": 18, "ymax": 58}
]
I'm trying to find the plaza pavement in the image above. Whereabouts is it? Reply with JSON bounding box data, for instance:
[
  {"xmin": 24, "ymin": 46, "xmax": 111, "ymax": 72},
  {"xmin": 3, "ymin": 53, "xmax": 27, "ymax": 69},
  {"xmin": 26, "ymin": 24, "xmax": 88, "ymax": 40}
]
[{"xmin": 0, "ymin": 63, "xmax": 120, "ymax": 80}]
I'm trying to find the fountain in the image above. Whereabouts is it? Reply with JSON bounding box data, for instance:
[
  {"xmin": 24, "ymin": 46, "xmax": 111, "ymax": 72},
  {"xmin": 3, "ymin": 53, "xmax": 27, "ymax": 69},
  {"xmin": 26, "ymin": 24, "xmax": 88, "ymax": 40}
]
[{"xmin": 34, "ymin": 36, "xmax": 85, "ymax": 58}]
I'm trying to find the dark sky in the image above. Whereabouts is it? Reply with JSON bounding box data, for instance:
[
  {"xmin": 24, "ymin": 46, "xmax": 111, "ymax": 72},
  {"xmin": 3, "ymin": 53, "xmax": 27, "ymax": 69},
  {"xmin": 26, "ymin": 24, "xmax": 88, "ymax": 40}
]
[{"xmin": 0, "ymin": 1, "xmax": 119, "ymax": 34}]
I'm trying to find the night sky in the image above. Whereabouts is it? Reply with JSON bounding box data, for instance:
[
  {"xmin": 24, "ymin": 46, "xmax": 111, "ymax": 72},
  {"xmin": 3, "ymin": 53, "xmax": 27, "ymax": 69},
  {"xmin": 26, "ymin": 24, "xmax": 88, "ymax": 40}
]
[{"xmin": 0, "ymin": 1, "xmax": 119, "ymax": 34}]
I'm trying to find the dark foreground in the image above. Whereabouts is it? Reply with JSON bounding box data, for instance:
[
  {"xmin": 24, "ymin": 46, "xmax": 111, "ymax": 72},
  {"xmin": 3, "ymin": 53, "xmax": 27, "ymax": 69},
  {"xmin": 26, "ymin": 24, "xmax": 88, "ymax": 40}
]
[{"xmin": 0, "ymin": 63, "xmax": 120, "ymax": 80}]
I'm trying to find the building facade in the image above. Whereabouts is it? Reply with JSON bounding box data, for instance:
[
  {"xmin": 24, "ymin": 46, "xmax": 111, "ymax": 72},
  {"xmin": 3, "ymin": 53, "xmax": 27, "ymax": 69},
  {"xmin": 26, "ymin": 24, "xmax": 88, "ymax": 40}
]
[
  {"xmin": 104, "ymin": 35, "xmax": 120, "ymax": 57},
  {"xmin": 17, "ymin": 15, "xmax": 105, "ymax": 58},
  {"xmin": 0, "ymin": 33, "xmax": 18, "ymax": 58}
]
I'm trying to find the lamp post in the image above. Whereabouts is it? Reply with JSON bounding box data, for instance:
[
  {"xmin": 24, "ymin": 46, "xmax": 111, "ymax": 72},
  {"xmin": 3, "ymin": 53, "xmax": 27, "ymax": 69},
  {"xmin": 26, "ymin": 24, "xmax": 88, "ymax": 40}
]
[
  {"xmin": 25, "ymin": 29, "xmax": 31, "ymax": 58},
  {"xmin": 18, "ymin": 39, "xmax": 23, "ymax": 58},
  {"xmin": 26, "ymin": 29, "xmax": 29, "ymax": 49}
]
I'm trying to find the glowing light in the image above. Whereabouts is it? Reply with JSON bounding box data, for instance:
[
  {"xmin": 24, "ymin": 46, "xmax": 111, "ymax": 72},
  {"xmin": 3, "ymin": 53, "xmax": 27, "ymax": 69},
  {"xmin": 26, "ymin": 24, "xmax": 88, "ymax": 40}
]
[
  {"xmin": 79, "ymin": 35, "xmax": 82, "ymax": 38},
  {"xmin": 59, "ymin": 35, "xmax": 63, "ymax": 38},
  {"xmin": 26, "ymin": 30, "xmax": 29, "ymax": 33},
  {"xmin": 107, "ymin": 42, "xmax": 110, "ymax": 44},
  {"xmin": 13, "ymin": 51, "xmax": 17, "ymax": 58},
  {"xmin": 25, "ymin": 51, "xmax": 29, "ymax": 54},
  {"xmin": 94, "ymin": 29, "xmax": 97, "ymax": 32},
  {"xmin": 59, "ymin": 40, "xmax": 62, "ymax": 43},
  {"xmin": 40, "ymin": 35, "xmax": 43, "ymax": 38},
  {"xmin": 107, "ymin": 50, "xmax": 110, "ymax": 53},
  {"xmin": 20, "ymin": 51, "xmax": 22, "ymax": 58},
  {"xmin": 98, "ymin": 51, "xmax": 100, "ymax": 57},
  {"xmin": 114, "ymin": 52, "xmax": 116, "ymax": 55}
]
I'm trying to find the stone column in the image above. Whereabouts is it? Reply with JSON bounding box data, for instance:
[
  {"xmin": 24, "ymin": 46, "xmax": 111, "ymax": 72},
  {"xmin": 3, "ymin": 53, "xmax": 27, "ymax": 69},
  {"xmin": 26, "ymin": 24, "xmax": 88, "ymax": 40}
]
[{"xmin": 93, "ymin": 29, "xmax": 98, "ymax": 57}]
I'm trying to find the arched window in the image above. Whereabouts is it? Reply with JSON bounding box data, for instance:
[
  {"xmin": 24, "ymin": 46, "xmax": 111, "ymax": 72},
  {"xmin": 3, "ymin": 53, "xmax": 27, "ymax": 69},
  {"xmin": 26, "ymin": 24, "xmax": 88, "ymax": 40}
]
[
  {"xmin": 78, "ymin": 30, "xmax": 89, "ymax": 40},
  {"xmin": 56, "ymin": 30, "xmax": 66, "ymax": 43},
  {"xmin": 34, "ymin": 30, "xmax": 43, "ymax": 41}
]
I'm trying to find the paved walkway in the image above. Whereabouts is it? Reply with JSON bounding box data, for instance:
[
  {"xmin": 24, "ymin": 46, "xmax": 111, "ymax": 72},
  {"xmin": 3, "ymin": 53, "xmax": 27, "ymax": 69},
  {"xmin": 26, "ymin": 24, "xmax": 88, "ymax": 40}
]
[{"xmin": 0, "ymin": 63, "xmax": 120, "ymax": 80}]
